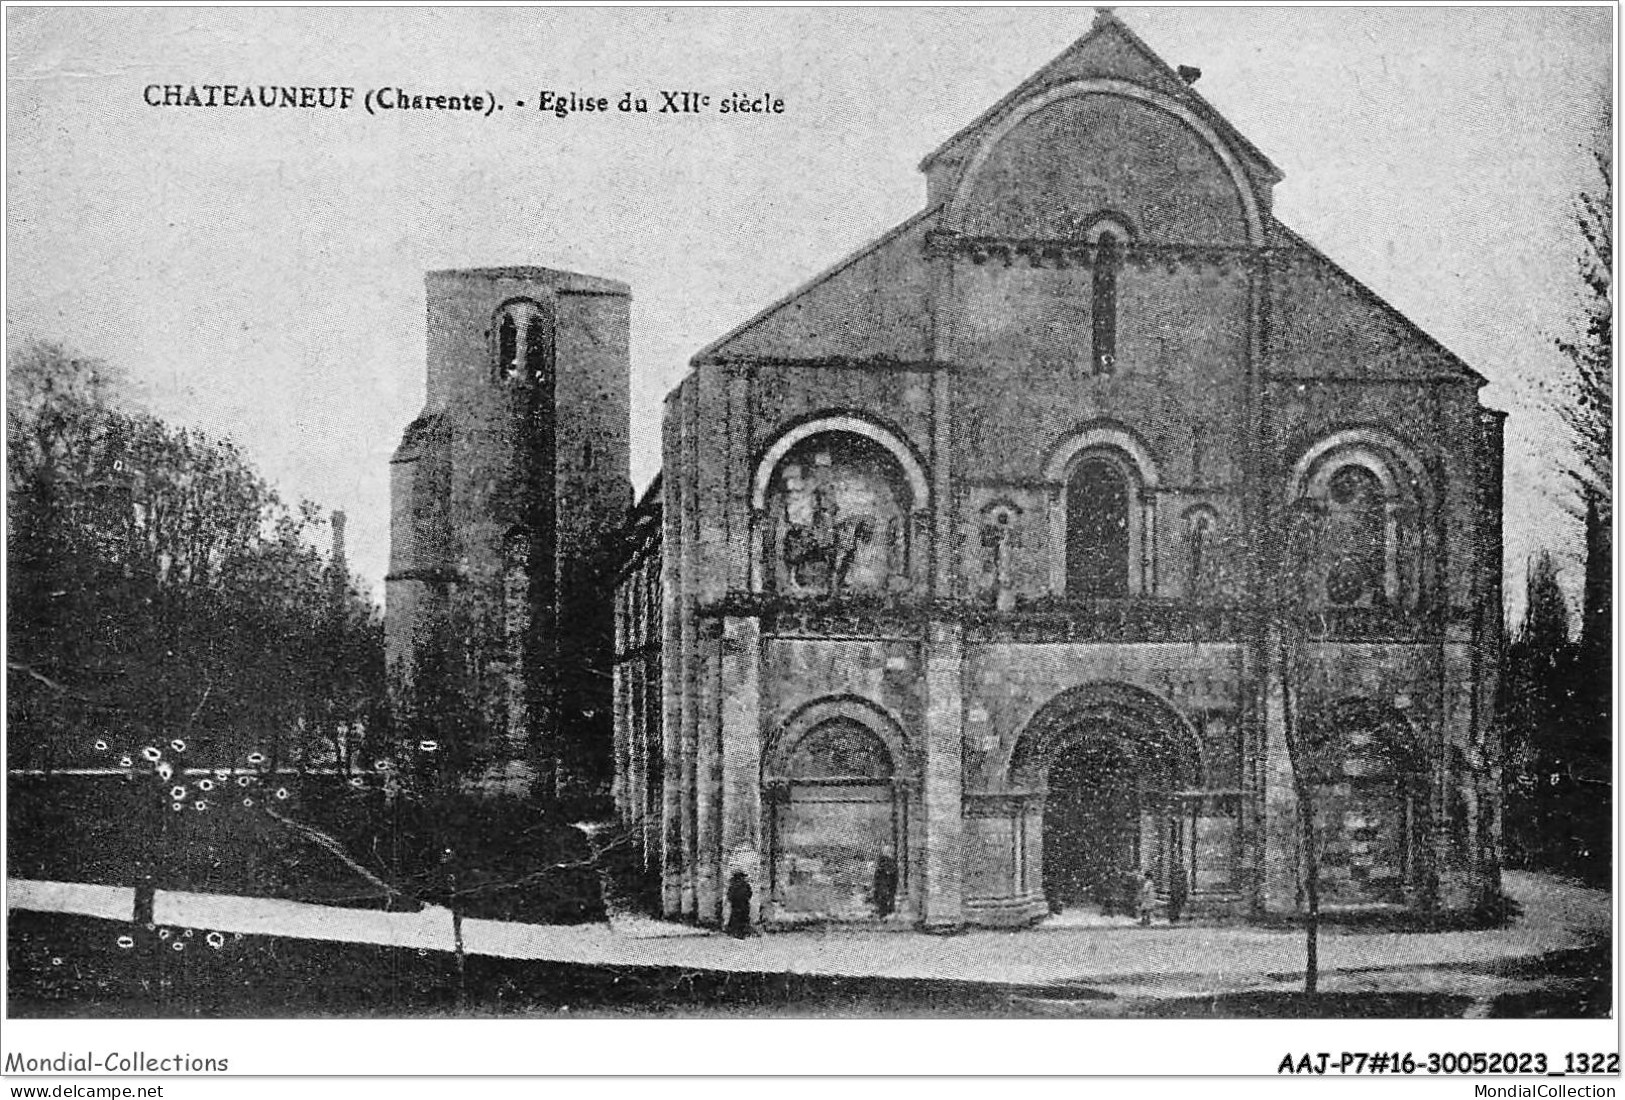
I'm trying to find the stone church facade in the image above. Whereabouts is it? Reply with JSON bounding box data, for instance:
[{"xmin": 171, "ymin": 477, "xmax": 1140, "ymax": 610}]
[
  {"xmin": 614, "ymin": 11, "xmax": 1506, "ymax": 930},
  {"xmin": 388, "ymin": 267, "xmax": 630, "ymax": 801}
]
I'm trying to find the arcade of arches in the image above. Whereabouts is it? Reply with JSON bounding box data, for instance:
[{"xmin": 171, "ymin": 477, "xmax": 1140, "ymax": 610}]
[{"xmin": 748, "ymin": 683, "xmax": 1436, "ymax": 926}]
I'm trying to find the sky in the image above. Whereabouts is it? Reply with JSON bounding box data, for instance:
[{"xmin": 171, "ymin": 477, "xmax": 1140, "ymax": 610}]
[{"xmin": 5, "ymin": 5, "xmax": 1613, "ymax": 623}]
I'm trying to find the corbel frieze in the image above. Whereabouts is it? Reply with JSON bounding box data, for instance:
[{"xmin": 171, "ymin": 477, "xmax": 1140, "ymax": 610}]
[{"xmin": 925, "ymin": 229, "xmax": 1276, "ymax": 278}]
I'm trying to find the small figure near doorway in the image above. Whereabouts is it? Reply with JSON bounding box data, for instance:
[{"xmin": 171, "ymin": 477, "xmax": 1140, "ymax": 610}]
[
  {"xmin": 1137, "ymin": 872, "xmax": 1157, "ymax": 926},
  {"xmin": 726, "ymin": 870, "xmax": 756, "ymax": 938},
  {"xmin": 872, "ymin": 848, "xmax": 899, "ymax": 918},
  {"xmin": 1167, "ymin": 869, "xmax": 1188, "ymax": 925}
]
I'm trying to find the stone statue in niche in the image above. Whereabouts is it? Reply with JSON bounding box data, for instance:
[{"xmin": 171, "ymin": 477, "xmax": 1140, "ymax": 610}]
[
  {"xmin": 980, "ymin": 506, "xmax": 1017, "ymax": 611},
  {"xmin": 781, "ymin": 482, "xmax": 838, "ymax": 590},
  {"xmin": 773, "ymin": 438, "xmax": 906, "ymax": 596}
]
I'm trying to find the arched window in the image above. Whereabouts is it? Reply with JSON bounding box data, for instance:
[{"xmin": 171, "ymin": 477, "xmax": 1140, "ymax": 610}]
[
  {"xmin": 493, "ymin": 299, "xmax": 551, "ymax": 385},
  {"xmin": 498, "ymin": 315, "xmax": 518, "ymax": 381},
  {"xmin": 1323, "ymin": 465, "xmax": 1385, "ymax": 606},
  {"xmin": 524, "ymin": 313, "xmax": 551, "ymax": 384},
  {"xmin": 1044, "ymin": 425, "xmax": 1159, "ymax": 599},
  {"xmin": 1288, "ymin": 429, "xmax": 1432, "ymax": 611},
  {"xmin": 1067, "ymin": 456, "xmax": 1131, "ymax": 597},
  {"xmin": 1092, "ymin": 231, "xmax": 1120, "ymax": 375},
  {"xmin": 502, "ymin": 526, "xmax": 532, "ymax": 646}
]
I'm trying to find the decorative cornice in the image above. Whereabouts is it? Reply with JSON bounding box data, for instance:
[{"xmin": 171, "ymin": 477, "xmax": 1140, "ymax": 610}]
[
  {"xmin": 691, "ymin": 592, "xmax": 1456, "ymax": 644},
  {"xmin": 705, "ymin": 592, "xmax": 937, "ymax": 640},
  {"xmin": 1290, "ymin": 605, "xmax": 1464, "ymax": 643},
  {"xmin": 965, "ymin": 599, "xmax": 1251, "ymax": 644},
  {"xmin": 926, "ymin": 230, "xmax": 1288, "ymax": 274},
  {"xmin": 1266, "ymin": 373, "xmax": 1478, "ymax": 388},
  {"xmin": 693, "ymin": 354, "xmax": 954, "ymax": 373}
]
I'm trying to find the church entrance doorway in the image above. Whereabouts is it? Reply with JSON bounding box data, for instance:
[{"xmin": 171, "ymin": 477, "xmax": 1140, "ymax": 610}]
[
  {"xmin": 1012, "ymin": 683, "xmax": 1202, "ymax": 921},
  {"xmin": 1044, "ymin": 735, "xmax": 1139, "ymax": 911},
  {"xmin": 1041, "ymin": 726, "xmax": 1178, "ymax": 915}
]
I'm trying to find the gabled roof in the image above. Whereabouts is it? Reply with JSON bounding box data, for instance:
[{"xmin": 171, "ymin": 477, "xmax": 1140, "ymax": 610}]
[
  {"xmin": 921, "ymin": 9, "xmax": 1282, "ymax": 186},
  {"xmin": 691, "ymin": 205, "xmax": 942, "ymax": 366}
]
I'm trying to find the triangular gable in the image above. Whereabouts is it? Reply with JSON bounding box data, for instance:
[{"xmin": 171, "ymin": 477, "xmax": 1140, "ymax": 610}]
[
  {"xmin": 1270, "ymin": 220, "xmax": 1486, "ymax": 385},
  {"xmin": 922, "ymin": 12, "xmax": 1282, "ymax": 188},
  {"xmin": 693, "ymin": 206, "xmax": 941, "ymax": 365}
]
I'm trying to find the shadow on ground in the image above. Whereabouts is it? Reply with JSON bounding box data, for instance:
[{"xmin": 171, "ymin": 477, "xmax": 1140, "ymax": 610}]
[
  {"xmin": 7, "ymin": 912, "xmax": 1107, "ymax": 1019},
  {"xmin": 8, "ymin": 911, "xmax": 1610, "ymax": 1019}
]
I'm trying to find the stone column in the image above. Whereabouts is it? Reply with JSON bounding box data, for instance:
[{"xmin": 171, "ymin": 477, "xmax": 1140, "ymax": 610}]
[
  {"xmin": 1383, "ymin": 499, "xmax": 1401, "ymax": 605},
  {"xmin": 1046, "ymin": 485, "xmax": 1066, "ymax": 595},
  {"xmin": 720, "ymin": 614, "xmax": 764, "ymax": 920},
  {"xmin": 923, "ymin": 618, "xmax": 965, "ymax": 930},
  {"xmin": 930, "ymin": 370, "xmax": 955, "ymax": 597},
  {"xmin": 1143, "ymin": 493, "xmax": 1158, "ymax": 595},
  {"xmin": 694, "ymin": 620, "xmax": 724, "ymax": 925},
  {"xmin": 727, "ymin": 365, "xmax": 755, "ymax": 593}
]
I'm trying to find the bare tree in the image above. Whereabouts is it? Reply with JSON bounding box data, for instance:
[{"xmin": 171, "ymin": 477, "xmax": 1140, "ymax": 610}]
[{"xmin": 1277, "ymin": 502, "xmax": 1324, "ymax": 994}]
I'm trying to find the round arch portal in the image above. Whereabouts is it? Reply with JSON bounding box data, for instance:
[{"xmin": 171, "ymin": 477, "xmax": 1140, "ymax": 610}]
[
  {"xmin": 763, "ymin": 697, "xmax": 917, "ymax": 924},
  {"xmin": 1009, "ymin": 683, "xmax": 1205, "ymax": 915}
]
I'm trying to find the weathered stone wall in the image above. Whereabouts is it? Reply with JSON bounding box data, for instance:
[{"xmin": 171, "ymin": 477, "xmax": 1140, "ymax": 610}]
[
  {"xmin": 957, "ymin": 95, "xmax": 1249, "ymax": 244},
  {"xmin": 611, "ymin": 487, "xmax": 663, "ymax": 870},
  {"xmin": 386, "ymin": 268, "xmax": 630, "ymax": 802},
  {"xmin": 610, "ymin": 12, "xmax": 1503, "ymax": 929}
]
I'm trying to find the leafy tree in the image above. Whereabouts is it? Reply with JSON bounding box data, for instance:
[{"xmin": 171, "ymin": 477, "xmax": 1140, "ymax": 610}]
[
  {"xmin": 1551, "ymin": 131, "xmax": 1613, "ymax": 526},
  {"xmin": 1514, "ymin": 114, "xmax": 1614, "ymax": 882},
  {"xmin": 7, "ymin": 339, "xmax": 383, "ymax": 772},
  {"xmin": 1500, "ymin": 553, "xmax": 1571, "ymax": 865},
  {"xmin": 1553, "ymin": 121, "xmax": 1612, "ymax": 693},
  {"xmin": 1499, "ymin": 549, "xmax": 1610, "ymax": 882}
]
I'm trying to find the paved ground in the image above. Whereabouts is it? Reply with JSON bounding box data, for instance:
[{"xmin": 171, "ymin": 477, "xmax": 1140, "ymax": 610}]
[
  {"xmin": 483, "ymin": 871, "xmax": 1611, "ymax": 1008},
  {"xmin": 9, "ymin": 870, "xmax": 1608, "ymax": 1012}
]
